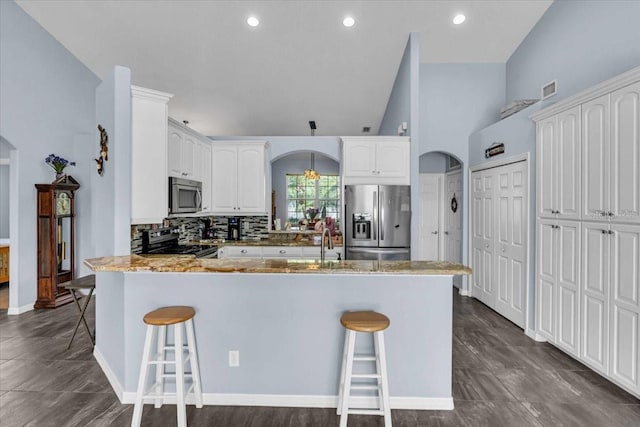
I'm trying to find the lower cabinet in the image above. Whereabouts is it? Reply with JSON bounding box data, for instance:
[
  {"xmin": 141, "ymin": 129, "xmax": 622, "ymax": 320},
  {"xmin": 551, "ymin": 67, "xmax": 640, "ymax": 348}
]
[
  {"xmin": 218, "ymin": 245, "xmax": 342, "ymax": 260},
  {"xmin": 538, "ymin": 220, "xmax": 640, "ymax": 396}
]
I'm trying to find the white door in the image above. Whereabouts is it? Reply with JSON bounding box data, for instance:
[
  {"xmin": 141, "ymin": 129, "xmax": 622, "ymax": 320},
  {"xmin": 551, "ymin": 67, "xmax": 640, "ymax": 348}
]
[
  {"xmin": 581, "ymin": 221, "xmax": 610, "ymax": 374},
  {"xmin": 444, "ymin": 171, "xmax": 463, "ymax": 263},
  {"xmin": 167, "ymin": 127, "xmax": 183, "ymax": 178},
  {"xmin": 537, "ymin": 219, "xmax": 557, "ymax": 341},
  {"xmin": 609, "ymin": 223, "xmax": 640, "ymax": 392},
  {"xmin": 556, "ymin": 220, "xmax": 581, "ymax": 356},
  {"xmin": 610, "ymin": 81, "xmax": 640, "ymax": 224},
  {"xmin": 494, "ymin": 161, "xmax": 527, "ymax": 328},
  {"xmin": 557, "ymin": 106, "xmax": 582, "ymax": 220},
  {"xmin": 582, "ymin": 94, "xmax": 610, "ymax": 220},
  {"xmin": 419, "ymin": 174, "xmax": 442, "ymax": 260},
  {"xmin": 537, "ymin": 117, "xmax": 556, "ymax": 218},
  {"xmin": 471, "ymin": 169, "xmax": 495, "ymax": 307},
  {"xmin": 237, "ymin": 144, "xmax": 266, "ymax": 213},
  {"xmin": 211, "ymin": 145, "xmax": 238, "ymax": 212}
]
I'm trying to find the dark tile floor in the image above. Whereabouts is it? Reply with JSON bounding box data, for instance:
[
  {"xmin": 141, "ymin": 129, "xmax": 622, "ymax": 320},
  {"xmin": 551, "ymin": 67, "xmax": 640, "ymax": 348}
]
[{"xmin": 1, "ymin": 289, "xmax": 639, "ymax": 426}]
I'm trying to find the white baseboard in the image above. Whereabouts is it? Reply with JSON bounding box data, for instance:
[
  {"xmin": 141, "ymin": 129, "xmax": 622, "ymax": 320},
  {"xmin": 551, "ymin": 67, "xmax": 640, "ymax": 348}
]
[
  {"xmin": 7, "ymin": 303, "xmax": 34, "ymax": 315},
  {"xmin": 93, "ymin": 347, "xmax": 125, "ymax": 402},
  {"xmin": 458, "ymin": 288, "xmax": 470, "ymax": 297},
  {"xmin": 525, "ymin": 328, "xmax": 548, "ymax": 342},
  {"xmin": 119, "ymin": 392, "xmax": 454, "ymax": 411}
]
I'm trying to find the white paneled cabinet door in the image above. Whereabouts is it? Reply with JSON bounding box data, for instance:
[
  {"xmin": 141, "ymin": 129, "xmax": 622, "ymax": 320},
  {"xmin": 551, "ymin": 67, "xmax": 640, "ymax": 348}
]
[
  {"xmin": 200, "ymin": 142, "xmax": 212, "ymax": 212},
  {"xmin": 609, "ymin": 224, "xmax": 640, "ymax": 392},
  {"xmin": 581, "ymin": 222, "xmax": 610, "ymax": 374},
  {"xmin": 494, "ymin": 161, "xmax": 527, "ymax": 328},
  {"xmin": 582, "ymin": 94, "xmax": 610, "ymax": 220},
  {"xmin": 537, "ymin": 117, "xmax": 556, "ymax": 218},
  {"xmin": 610, "ymin": 81, "xmax": 640, "ymax": 224},
  {"xmin": 556, "ymin": 220, "xmax": 581, "ymax": 356},
  {"xmin": 537, "ymin": 219, "xmax": 557, "ymax": 341},
  {"xmin": 181, "ymin": 134, "xmax": 196, "ymax": 178},
  {"xmin": 168, "ymin": 127, "xmax": 183, "ymax": 178},
  {"xmin": 557, "ymin": 106, "xmax": 581, "ymax": 219},
  {"xmin": 210, "ymin": 145, "xmax": 238, "ymax": 212},
  {"xmin": 343, "ymin": 141, "xmax": 376, "ymax": 177},
  {"xmin": 237, "ymin": 145, "xmax": 266, "ymax": 212},
  {"xmin": 376, "ymin": 141, "xmax": 410, "ymax": 178}
]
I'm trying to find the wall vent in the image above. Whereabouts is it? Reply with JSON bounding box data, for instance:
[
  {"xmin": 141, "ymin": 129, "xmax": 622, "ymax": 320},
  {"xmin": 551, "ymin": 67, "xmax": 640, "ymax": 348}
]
[{"xmin": 541, "ymin": 80, "xmax": 557, "ymax": 100}]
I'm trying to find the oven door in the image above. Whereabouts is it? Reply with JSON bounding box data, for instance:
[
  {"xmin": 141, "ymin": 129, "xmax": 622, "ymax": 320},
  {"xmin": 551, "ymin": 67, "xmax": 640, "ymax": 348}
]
[{"xmin": 170, "ymin": 179, "xmax": 202, "ymax": 214}]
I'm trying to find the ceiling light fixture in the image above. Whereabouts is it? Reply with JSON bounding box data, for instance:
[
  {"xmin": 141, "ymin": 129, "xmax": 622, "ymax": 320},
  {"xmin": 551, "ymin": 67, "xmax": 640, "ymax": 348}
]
[
  {"xmin": 452, "ymin": 14, "xmax": 466, "ymax": 25},
  {"xmin": 342, "ymin": 16, "xmax": 355, "ymax": 28},
  {"xmin": 304, "ymin": 153, "xmax": 321, "ymax": 180},
  {"xmin": 247, "ymin": 16, "xmax": 259, "ymax": 27}
]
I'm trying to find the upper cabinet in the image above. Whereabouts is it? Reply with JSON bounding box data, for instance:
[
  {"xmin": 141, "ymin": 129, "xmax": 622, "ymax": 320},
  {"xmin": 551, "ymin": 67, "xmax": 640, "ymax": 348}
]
[
  {"xmin": 341, "ymin": 137, "xmax": 410, "ymax": 185},
  {"xmin": 131, "ymin": 86, "xmax": 173, "ymax": 225},
  {"xmin": 583, "ymin": 81, "xmax": 640, "ymax": 224},
  {"xmin": 536, "ymin": 106, "xmax": 581, "ymax": 219},
  {"xmin": 210, "ymin": 141, "xmax": 269, "ymax": 215},
  {"xmin": 168, "ymin": 121, "xmax": 197, "ymax": 179}
]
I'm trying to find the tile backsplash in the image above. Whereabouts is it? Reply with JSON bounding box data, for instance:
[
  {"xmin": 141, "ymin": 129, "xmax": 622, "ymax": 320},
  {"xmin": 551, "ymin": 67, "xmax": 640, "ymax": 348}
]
[{"xmin": 131, "ymin": 215, "xmax": 270, "ymax": 254}]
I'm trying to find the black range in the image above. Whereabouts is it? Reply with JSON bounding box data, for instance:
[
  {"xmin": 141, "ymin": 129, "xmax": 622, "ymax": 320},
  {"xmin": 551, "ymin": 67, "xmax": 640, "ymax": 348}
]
[{"xmin": 141, "ymin": 227, "xmax": 217, "ymax": 258}]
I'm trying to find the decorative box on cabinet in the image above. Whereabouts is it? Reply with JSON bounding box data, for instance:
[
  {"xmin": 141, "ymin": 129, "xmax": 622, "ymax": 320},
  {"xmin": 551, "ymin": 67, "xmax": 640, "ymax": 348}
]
[
  {"xmin": 210, "ymin": 141, "xmax": 268, "ymax": 214},
  {"xmin": 34, "ymin": 181, "xmax": 80, "ymax": 308},
  {"xmin": 341, "ymin": 137, "xmax": 410, "ymax": 185},
  {"xmin": 131, "ymin": 86, "xmax": 172, "ymax": 224}
]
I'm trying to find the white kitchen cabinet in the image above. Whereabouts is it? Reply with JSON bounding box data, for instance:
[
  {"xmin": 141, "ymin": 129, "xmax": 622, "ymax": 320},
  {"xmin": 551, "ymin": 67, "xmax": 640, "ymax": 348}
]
[
  {"xmin": 217, "ymin": 246, "xmax": 262, "ymax": 258},
  {"xmin": 131, "ymin": 86, "xmax": 172, "ymax": 224},
  {"xmin": 537, "ymin": 106, "xmax": 581, "ymax": 219},
  {"xmin": 582, "ymin": 84, "xmax": 640, "ymax": 224},
  {"xmin": 217, "ymin": 245, "xmax": 342, "ymax": 260},
  {"xmin": 536, "ymin": 219, "xmax": 581, "ymax": 355},
  {"xmin": 342, "ymin": 137, "xmax": 410, "ymax": 185},
  {"xmin": 198, "ymin": 141, "xmax": 212, "ymax": 212},
  {"xmin": 210, "ymin": 142, "xmax": 268, "ymax": 214},
  {"xmin": 262, "ymin": 246, "xmax": 303, "ymax": 258},
  {"xmin": 167, "ymin": 120, "xmax": 197, "ymax": 179}
]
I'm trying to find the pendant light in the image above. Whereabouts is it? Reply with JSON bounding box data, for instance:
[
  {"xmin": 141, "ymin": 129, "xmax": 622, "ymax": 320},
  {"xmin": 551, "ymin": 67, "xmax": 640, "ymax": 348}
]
[{"xmin": 304, "ymin": 152, "xmax": 320, "ymax": 180}]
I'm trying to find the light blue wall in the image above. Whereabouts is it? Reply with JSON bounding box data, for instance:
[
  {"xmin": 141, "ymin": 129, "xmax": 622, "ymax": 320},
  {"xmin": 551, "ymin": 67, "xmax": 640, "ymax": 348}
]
[
  {"xmin": 271, "ymin": 152, "xmax": 339, "ymax": 223},
  {"xmin": 379, "ymin": 38, "xmax": 412, "ymax": 136},
  {"xmin": 418, "ymin": 152, "xmax": 447, "ymax": 174},
  {"xmin": 0, "ymin": 0, "xmax": 100, "ymax": 309},
  {"xmin": 506, "ymin": 0, "xmax": 640, "ymax": 102}
]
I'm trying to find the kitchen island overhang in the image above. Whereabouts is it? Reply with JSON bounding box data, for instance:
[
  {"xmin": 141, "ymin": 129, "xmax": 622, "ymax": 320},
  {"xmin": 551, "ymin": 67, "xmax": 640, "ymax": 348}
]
[{"xmin": 85, "ymin": 256, "xmax": 471, "ymax": 410}]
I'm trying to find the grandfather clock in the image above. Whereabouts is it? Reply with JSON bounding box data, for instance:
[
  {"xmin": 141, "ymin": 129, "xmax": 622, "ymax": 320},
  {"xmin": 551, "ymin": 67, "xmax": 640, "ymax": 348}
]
[{"xmin": 35, "ymin": 178, "xmax": 80, "ymax": 308}]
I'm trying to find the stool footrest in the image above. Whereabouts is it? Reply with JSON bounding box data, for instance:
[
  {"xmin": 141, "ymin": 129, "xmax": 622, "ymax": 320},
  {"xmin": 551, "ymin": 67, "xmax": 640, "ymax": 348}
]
[
  {"xmin": 347, "ymin": 409, "xmax": 385, "ymax": 416},
  {"xmin": 349, "ymin": 385, "xmax": 380, "ymax": 391},
  {"xmin": 353, "ymin": 355, "xmax": 377, "ymax": 362}
]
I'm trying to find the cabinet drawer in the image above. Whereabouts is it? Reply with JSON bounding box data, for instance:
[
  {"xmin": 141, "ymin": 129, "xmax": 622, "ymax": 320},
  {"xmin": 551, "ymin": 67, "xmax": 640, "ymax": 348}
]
[
  {"xmin": 262, "ymin": 246, "xmax": 303, "ymax": 258},
  {"xmin": 218, "ymin": 246, "xmax": 262, "ymax": 258}
]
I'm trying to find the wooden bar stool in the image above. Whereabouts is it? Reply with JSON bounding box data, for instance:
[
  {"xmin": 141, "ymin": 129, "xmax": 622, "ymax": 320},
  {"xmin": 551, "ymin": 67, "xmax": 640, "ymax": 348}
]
[
  {"xmin": 131, "ymin": 306, "xmax": 203, "ymax": 427},
  {"xmin": 337, "ymin": 310, "xmax": 392, "ymax": 427}
]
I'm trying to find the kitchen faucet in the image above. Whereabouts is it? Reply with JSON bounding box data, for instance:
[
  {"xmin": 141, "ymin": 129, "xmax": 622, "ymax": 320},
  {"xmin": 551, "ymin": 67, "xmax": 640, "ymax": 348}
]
[{"xmin": 320, "ymin": 225, "xmax": 334, "ymax": 263}]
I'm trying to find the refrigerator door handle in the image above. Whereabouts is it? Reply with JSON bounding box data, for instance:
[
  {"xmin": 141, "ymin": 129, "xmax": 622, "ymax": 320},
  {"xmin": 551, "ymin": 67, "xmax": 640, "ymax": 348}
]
[
  {"xmin": 380, "ymin": 191, "xmax": 385, "ymax": 241},
  {"xmin": 372, "ymin": 191, "xmax": 377, "ymax": 240}
]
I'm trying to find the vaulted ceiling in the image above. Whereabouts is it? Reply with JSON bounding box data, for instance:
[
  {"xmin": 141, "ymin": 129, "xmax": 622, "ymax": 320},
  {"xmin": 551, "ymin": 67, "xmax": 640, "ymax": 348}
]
[{"xmin": 17, "ymin": 1, "xmax": 552, "ymax": 136}]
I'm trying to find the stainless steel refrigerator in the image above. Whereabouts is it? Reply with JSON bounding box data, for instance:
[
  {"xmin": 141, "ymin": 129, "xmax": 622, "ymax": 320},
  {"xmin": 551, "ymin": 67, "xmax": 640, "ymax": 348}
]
[{"xmin": 345, "ymin": 185, "xmax": 411, "ymax": 260}]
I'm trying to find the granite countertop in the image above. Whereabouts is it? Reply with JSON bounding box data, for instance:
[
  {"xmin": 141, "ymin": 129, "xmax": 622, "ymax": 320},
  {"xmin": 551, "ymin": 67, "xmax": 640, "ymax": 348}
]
[
  {"xmin": 84, "ymin": 255, "xmax": 472, "ymax": 275},
  {"xmin": 186, "ymin": 239, "xmax": 323, "ymax": 247}
]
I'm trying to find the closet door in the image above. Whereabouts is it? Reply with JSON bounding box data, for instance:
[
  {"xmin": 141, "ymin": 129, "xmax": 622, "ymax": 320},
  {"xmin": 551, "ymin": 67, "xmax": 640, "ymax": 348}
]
[
  {"xmin": 537, "ymin": 117, "xmax": 557, "ymax": 218},
  {"xmin": 557, "ymin": 106, "xmax": 582, "ymax": 220},
  {"xmin": 610, "ymin": 81, "xmax": 640, "ymax": 224},
  {"xmin": 537, "ymin": 219, "xmax": 557, "ymax": 341},
  {"xmin": 581, "ymin": 222, "xmax": 610, "ymax": 374},
  {"xmin": 471, "ymin": 170, "xmax": 495, "ymax": 307},
  {"xmin": 582, "ymin": 95, "xmax": 610, "ymax": 220},
  {"xmin": 609, "ymin": 224, "xmax": 640, "ymax": 392},
  {"xmin": 494, "ymin": 161, "xmax": 527, "ymax": 328},
  {"xmin": 556, "ymin": 220, "xmax": 581, "ymax": 357}
]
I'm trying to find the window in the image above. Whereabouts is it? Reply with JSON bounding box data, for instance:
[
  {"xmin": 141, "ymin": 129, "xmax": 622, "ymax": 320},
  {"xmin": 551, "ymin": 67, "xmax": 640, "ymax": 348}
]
[{"xmin": 286, "ymin": 174, "xmax": 340, "ymax": 223}]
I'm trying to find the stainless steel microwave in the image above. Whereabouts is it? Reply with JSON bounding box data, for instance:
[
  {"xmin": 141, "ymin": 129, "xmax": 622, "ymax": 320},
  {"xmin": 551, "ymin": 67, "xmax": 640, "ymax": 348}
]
[{"xmin": 169, "ymin": 177, "xmax": 202, "ymax": 214}]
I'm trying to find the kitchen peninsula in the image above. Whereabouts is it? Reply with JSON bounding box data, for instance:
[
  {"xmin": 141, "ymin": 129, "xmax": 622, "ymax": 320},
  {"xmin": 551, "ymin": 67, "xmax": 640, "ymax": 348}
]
[{"xmin": 85, "ymin": 255, "xmax": 470, "ymax": 410}]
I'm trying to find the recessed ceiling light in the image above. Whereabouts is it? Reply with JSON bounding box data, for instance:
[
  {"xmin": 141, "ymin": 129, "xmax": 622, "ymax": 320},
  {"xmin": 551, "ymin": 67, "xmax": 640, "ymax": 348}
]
[
  {"xmin": 247, "ymin": 16, "xmax": 259, "ymax": 27},
  {"xmin": 452, "ymin": 14, "xmax": 466, "ymax": 25},
  {"xmin": 343, "ymin": 16, "xmax": 355, "ymax": 28}
]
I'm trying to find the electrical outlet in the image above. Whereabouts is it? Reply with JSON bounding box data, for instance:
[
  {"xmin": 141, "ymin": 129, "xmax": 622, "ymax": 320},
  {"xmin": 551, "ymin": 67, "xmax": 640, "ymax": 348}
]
[{"xmin": 228, "ymin": 350, "xmax": 240, "ymax": 367}]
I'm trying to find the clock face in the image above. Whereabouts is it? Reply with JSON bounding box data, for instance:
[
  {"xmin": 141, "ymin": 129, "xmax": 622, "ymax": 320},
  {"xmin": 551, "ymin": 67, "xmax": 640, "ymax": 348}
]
[{"xmin": 56, "ymin": 192, "xmax": 71, "ymax": 216}]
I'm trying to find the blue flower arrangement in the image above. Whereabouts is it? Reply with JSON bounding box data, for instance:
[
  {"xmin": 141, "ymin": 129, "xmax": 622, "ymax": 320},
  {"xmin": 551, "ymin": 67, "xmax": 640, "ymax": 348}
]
[{"xmin": 45, "ymin": 153, "xmax": 76, "ymax": 174}]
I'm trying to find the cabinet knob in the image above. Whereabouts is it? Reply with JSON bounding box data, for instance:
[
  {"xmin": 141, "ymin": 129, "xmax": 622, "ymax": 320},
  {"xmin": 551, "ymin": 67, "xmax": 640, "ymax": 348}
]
[
  {"xmin": 608, "ymin": 230, "xmax": 614, "ymax": 235},
  {"xmin": 444, "ymin": 231, "xmax": 449, "ymax": 235},
  {"xmin": 431, "ymin": 231, "xmax": 438, "ymax": 235},
  {"xmin": 372, "ymin": 171, "xmax": 376, "ymax": 174},
  {"xmin": 601, "ymin": 229, "xmax": 607, "ymax": 234},
  {"xmin": 608, "ymin": 211, "xmax": 614, "ymax": 217},
  {"xmin": 241, "ymin": 249, "xmax": 247, "ymax": 254},
  {"xmin": 279, "ymin": 250, "xmax": 286, "ymax": 254}
]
